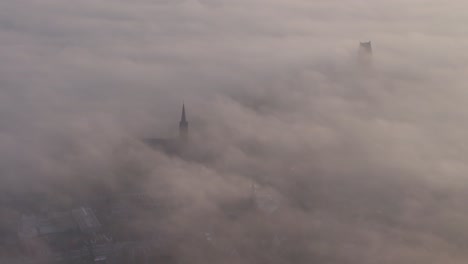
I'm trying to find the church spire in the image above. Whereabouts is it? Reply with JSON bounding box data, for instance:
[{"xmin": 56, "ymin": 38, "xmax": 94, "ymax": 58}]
[
  {"xmin": 179, "ymin": 103, "xmax": 188, "ymax": 140},
  {"xmin": 181, "ymin": 103, "xmax": 187, "ymax": 123}
]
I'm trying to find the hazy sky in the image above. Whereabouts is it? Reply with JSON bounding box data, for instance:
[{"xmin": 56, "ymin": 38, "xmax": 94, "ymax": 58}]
[{"xmin": 1, "ymin": 0, "xmax": 468, "ymax": 263}]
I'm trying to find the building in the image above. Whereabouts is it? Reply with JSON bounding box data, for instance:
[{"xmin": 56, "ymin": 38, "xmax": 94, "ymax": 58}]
[
  {"xmin": 18, "ymin": 207, "xmax": 110, "ymax": 262},
  {"xmin": 359, "ymin": 41, "xmax": 372, "ymax": 54},
  {"xmin": 71, "ymin": 207, "xmax": 101, "ymax": 235},
  {"xmin": 358, "ymin": 41, "xmax": 373, "ymax": 67},
  {"xmin": 18, "ymin": 211, "xmax": 84, "ymax": 259},
  {"xmin": 145, "ymin": 104, "xmax": 189, "ymax": 155},
  {"xmin": 17, "ymin": 203, "xmax": 177, "ymax": 263},
  {"xmin": 179, "ymin": 104, "xmax": 188, "ymax": 141}
]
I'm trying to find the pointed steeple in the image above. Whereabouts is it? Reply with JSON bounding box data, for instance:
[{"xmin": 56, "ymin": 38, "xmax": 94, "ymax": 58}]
[
  {"xmin": 181, "ymin": 103, "xmax": 187, "ymax": 123},
  {"xmin": 179, "ymin": 103, "xmax": 188, "ymax": 140}
]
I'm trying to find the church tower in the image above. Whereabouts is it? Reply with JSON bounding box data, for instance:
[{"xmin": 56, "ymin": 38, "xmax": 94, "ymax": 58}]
[
  {"xmin": 358, "ymin": 41, "xmax": 373, "ymax": 67},
  {"xmin": 179, "ymin": 104, "xmax": 188, "ymax": 141},
  {"xmin": 359, "ymin": 41, "xmax": 372, "ymax": 55}
]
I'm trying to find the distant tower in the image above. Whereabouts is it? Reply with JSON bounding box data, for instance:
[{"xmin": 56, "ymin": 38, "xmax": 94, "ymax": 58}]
[
  {"xmin": 359, "ymin": 41, "xmax": 372, "ymax": 55},
  {"xmin": 179, "ymin": 104, "xmax": 188, "ymax": 140},
  {"xmin": 358, "ymin": 41, "xmax": 372, "ymax": 67}
]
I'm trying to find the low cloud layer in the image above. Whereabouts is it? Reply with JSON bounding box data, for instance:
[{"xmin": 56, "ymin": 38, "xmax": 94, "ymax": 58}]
[{"xmin": 1, "ymin": 0, "xmax": 468, "ymax": 263}]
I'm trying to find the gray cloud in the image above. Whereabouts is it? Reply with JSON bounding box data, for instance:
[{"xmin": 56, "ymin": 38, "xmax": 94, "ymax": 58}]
[{"xmin": 1, "ymin": 0, "xmax": 468, "ymax": 263}]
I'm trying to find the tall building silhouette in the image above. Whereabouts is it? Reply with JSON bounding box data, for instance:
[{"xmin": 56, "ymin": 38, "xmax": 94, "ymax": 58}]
[
  {"xmin": 359, "ymin": 41, "xmax": 372, "ymax": 55},
  {"xmin": 358, "ymin": 41, "xmax": 372, "ymax": 67},
  {"xmin": 179, "ymin": 104, "xmax": 188, "ymax": 141},
  {"xmin": 145, "ymin": 104, "xmax": 189, "ymax": 155}
]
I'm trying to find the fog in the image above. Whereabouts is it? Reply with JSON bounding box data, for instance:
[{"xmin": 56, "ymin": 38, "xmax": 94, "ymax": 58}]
[{"xmin": 1, "ymin": 0, "xmax": 468, "ymax": 263}]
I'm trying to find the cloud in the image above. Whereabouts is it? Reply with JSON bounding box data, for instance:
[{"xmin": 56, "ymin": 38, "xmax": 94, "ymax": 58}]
[{"xmin": 1, "ymin": 0, "xmax": 468, "ymax": 263}]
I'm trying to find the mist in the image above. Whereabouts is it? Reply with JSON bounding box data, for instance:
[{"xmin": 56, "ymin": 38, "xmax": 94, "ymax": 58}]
[{"xmin": 1, "ymin": 0, "xmax": 468, "ymax": 263}]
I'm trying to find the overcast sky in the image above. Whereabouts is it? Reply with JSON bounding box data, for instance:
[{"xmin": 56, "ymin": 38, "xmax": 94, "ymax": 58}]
[{"xmin": 1, "ymin": 0, "xmax": 468, "ymax": 263}]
